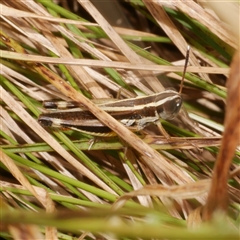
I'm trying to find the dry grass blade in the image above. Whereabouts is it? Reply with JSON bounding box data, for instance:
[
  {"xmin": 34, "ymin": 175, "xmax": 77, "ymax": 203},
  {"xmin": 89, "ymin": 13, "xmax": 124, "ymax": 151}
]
[
  {"xmin": 0, "ymin": 150, "xmax": 58, "ymax": 238},
  {"xmin": 0, "ymin": 86, "xmax": 115, "ymax": 194},
  {"xmin": 0, "ymin": 50, "xmax": 230, "ymax": 74},
  {"xmin": 1, "ymin": 150, "xmax": 46, "ymax": 208},
  {"xmin": 1, "ymin": 3, "xmax": 98, "ymax": 26},
  {"xmin": 77, "ymin": 0, "xmax": 165, "ymax": 92},
  {"xmin": 143, "ymin": 0, "xmax": 210, "ymax": 82},
  {"xmin": 8, "ymin": 225, "xmax": 45, "ymax": 240},
  {"xmin": 203, "ymin": 51, "xmax": 240, "ymax": 220},
  {"xmin": 183, "ymin": 1, "xmax": 238, "ymax": 48},
  {"xmin": 113, "ymin": 180, "xmax": 210, "ymax": 210},
  {"xmin": 143, "ymin": 136, "xmax": 222, "ymax": 150}
]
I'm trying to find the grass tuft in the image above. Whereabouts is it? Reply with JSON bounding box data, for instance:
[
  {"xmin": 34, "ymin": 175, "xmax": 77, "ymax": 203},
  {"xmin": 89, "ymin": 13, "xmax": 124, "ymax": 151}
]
[{"xmin": 0, "ymin": 1, "xmax": 239, "ymax": 239}]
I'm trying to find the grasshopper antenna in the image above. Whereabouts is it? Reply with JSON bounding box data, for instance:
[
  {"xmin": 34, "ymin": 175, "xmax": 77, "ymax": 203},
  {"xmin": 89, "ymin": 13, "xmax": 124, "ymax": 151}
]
[{"xmin": 179, "ymin": 46, "xmax": 190, "ymax": 94}]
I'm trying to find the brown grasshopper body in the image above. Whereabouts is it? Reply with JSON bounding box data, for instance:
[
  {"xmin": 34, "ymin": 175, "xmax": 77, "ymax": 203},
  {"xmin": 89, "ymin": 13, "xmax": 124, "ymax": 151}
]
[{"xmin": 38, "ymin": 90, "xmax": 182, "ymax": 136}]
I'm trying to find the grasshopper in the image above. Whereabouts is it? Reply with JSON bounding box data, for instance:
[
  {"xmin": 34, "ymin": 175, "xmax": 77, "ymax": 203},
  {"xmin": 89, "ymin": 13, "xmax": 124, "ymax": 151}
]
[{"xmin": 38, "ymin": 47, "xmax": 190, "ymax": 136}]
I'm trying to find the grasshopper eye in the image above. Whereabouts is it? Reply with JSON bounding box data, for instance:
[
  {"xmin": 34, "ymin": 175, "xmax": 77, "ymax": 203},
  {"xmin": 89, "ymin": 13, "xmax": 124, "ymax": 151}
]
[
  {"xmin": 38, "ymin": 115, "xmax": 53, "ymax": 127},
  {"xmin": 158, "ymin": 97, "xmax": 182, "ymax": 120}
]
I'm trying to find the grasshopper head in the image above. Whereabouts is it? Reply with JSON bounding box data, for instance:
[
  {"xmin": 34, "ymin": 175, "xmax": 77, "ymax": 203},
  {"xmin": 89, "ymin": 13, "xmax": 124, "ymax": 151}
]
[{"xmin": 158, "ymin": 94, "xmax": 182, "ymax": 120}]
